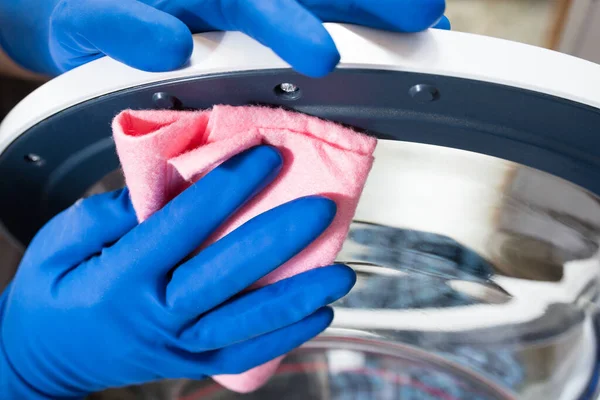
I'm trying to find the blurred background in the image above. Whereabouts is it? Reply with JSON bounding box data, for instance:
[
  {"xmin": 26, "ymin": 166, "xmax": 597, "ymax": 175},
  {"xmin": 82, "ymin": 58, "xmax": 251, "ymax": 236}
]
[
  {"xmin": 446, "ymin": 0, "xmax": 598, "ymax": 63},
  {"xmin": 446, "ymin": 0, "xmax": 566, "ymax": 48}
]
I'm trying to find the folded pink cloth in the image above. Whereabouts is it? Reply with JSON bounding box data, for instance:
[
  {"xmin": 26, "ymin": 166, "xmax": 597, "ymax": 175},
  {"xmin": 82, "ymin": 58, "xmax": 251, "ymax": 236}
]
[{"xmin": 112, "ymin": 105, "xmax": 376, "ymax": 392}]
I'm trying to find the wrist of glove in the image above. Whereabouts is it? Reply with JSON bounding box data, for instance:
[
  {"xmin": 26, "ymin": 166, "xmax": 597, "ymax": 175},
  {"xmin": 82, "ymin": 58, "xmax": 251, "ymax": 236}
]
[
  {"xmin": 0, "ymin": 0, "xmax": 449, "ymax": 77},
  {"xmin": 0, "ymin": 299, "xmax": 59, "ymax": 400},
  {"xmin": 0, "ymin": 146, "xmax": 355, "ymax": 398}
]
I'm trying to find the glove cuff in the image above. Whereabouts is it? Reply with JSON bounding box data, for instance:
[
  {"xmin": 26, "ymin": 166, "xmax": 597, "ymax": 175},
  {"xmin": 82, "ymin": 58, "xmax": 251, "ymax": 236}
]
[
  {"xmin": 0, "ymin": 337, "xmax": 56, "ymax": 399},
  {"xmin": 0, "ymin": 288, "xmax": 75, "ymax": 399}
]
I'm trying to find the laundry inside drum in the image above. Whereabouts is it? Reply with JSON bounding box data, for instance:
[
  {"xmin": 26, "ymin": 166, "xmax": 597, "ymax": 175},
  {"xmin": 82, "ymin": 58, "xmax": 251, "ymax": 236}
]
[{"xmin": 84, "ymin": 139, "xmax": 600, "ymax": 400}]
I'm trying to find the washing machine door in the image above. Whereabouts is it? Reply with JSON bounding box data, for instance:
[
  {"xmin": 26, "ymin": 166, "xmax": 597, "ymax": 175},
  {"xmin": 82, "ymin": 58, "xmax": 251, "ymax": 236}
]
[{"xmin": 2, "ymin": 25, "xmax": 600, "ymax": 400}]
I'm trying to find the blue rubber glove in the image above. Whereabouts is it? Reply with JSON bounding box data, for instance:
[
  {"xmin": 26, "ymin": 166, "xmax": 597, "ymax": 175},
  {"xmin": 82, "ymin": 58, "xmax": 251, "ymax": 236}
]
[
  {"xmin": 0, "ymin": 0, "xmax": 449, "ymax": 77},
  {"xmin": 0, "ymin": 146, "xmax": 356, "ymax": 399}
]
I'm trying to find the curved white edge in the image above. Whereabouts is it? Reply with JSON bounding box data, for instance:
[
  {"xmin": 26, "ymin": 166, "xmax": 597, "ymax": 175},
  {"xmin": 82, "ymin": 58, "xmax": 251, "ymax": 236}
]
[{"xmin": 1, "ymin": 23, "xmax": 600, "ymax": 155}]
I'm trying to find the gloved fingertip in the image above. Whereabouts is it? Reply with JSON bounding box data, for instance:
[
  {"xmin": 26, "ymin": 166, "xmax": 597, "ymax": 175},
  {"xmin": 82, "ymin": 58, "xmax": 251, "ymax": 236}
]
[
  {"xmin": 219, "ymin": 145, "xmax": 283, "ymax": 186},
  {"xmin": 247, "ymin": 145, "xmax": 284, "ymax": 172},
  {"xmin": 293, "ymin": 196, "xmax": 337, "ymax": 231},
  {"xmin": 326, "ymin": 264, "xmax": 358, "ymax": 297},
  {"xmin": 295, "ymin": 45, "xmax": 341, "ymax": 78},
  {"xmin": 312, "ymin": 306, "xmax": 335, "ymax": 328},
  {"xmin": 433, "ymin": 16, "xmax": 452, "ymax": 31},
  {"xmin": 402, "ymin": 0, "xmax": 446, "ymax": 32},
  {"xmin": 141, "ymin": 20, "xmax": 193, "ymax": 72}
]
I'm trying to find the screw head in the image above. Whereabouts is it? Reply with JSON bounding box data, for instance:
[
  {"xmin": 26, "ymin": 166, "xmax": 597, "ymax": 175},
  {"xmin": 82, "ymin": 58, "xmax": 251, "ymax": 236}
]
[
  {"xmin": 152, "ymin": 92, "xmax": 182, "ymax": 109},
  {"xmin": 279, "ymin": 83, "xmax": 298, "ymax": 93},
  {"xmin": 274, "ymin": 83, "xmax": 302, "ymax": 100},
  {"xmin": 409, "ymin": 84, "xmax": 440, "ymax": 103}
]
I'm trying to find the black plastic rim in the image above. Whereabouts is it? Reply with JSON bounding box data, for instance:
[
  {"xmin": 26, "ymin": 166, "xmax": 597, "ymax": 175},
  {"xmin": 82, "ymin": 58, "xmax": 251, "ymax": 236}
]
[{"xmin": 1, "ymin": 68, "xmax": 600, "ymax": 244}]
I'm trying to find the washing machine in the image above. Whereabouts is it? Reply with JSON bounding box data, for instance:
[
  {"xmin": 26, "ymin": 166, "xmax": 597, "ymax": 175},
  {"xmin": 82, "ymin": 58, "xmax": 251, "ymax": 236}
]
[{"xmin": 1, "ymin": 24, "xmax": 600, "ymax": 400}]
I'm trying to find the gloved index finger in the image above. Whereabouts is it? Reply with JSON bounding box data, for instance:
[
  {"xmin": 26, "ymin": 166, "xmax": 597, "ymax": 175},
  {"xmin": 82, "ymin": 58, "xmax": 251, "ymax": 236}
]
[
  {"xmin": 165, "ymin": 196, "xmax": 337, "ymax": 319},
  {"xmin": 170, "ymin": 0, "xmax": 341, "ymax": 78},
  {"xmin": 95, "ymin": 146, "xmax": 282, "ymax": 284}
]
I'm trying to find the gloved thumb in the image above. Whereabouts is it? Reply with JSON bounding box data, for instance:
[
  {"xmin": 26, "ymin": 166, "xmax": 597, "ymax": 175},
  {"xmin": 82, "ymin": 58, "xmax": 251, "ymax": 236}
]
[
  {"xmin": 26, "ymin": 189, "xmax": 138, "ymax": 269},
  {"xmin": 49, "ymin": 0, "xmax": 193, "ymax": 72}
]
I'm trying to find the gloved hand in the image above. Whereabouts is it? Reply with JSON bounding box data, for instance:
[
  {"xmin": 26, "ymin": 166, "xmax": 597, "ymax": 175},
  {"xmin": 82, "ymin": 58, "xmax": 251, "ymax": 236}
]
[
  {"xmin": 0, "ymin": 146, "xmax": 356, "ymax": 399},
  {"xmin": 0, "ymin": 0, "xmax": 449, "ymax": 77}
]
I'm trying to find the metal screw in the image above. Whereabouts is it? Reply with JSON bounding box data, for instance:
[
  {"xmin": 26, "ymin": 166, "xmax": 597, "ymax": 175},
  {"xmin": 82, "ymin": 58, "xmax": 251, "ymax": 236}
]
[
  {"xmin": 279, "ymin": 83, "xmax": 298, "ymax": 93},
  {"xmin": 274, "ymin": 83, "xmax": 302, "ymax": 100}
]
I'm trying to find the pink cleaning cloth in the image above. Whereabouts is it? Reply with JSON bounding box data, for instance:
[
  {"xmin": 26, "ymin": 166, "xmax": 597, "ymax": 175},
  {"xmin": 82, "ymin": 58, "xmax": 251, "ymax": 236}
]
[{"xmin": 112, "ymin": 105, "xmax": 376, "ymax": 393}]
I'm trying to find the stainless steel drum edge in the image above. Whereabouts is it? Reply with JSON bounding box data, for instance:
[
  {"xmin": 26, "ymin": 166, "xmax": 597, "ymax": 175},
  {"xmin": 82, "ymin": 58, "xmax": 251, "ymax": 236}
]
[{"xmin": 80, "ymin": 139, "xmax": 600, "ymax": 399}]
